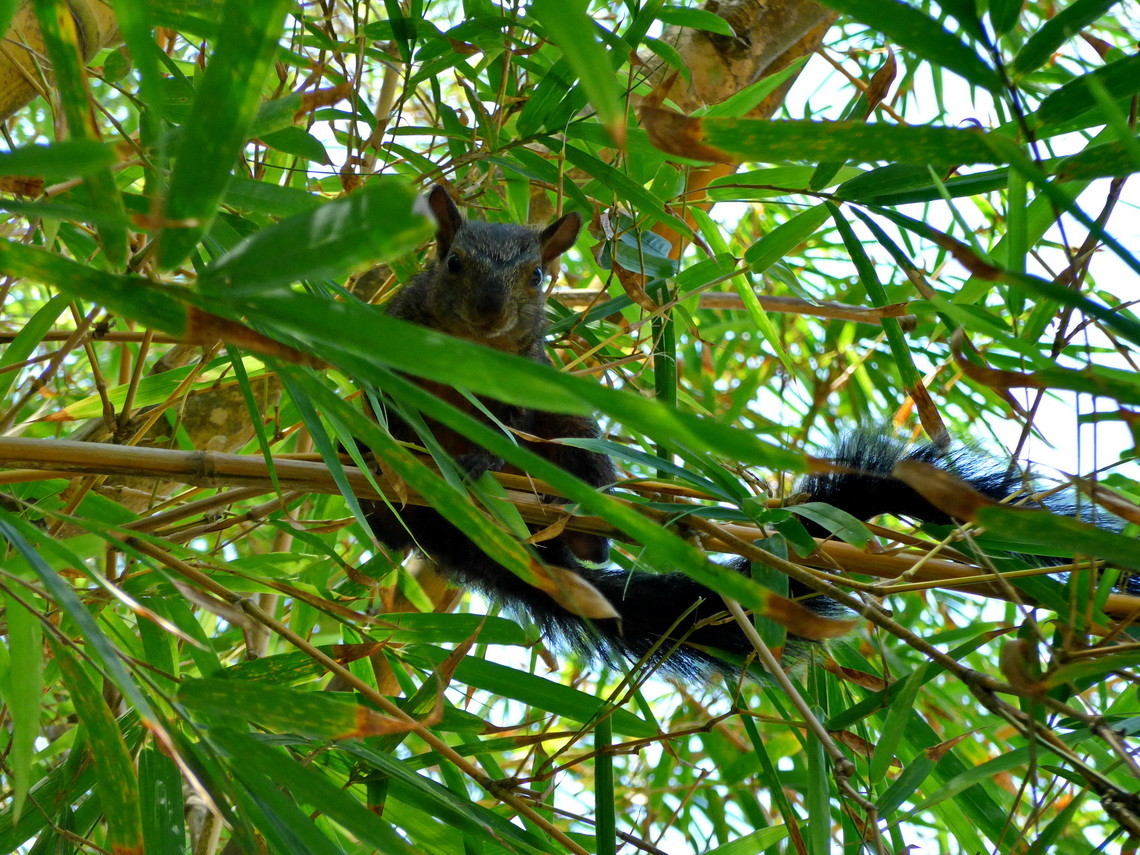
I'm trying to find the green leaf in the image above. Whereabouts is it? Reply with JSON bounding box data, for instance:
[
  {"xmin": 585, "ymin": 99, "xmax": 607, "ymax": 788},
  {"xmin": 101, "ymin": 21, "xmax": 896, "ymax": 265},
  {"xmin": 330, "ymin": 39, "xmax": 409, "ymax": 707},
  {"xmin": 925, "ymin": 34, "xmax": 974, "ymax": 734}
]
[
  {"xmin": 0, "ymin": 141, "xmax": 116, "ymax": 178},
  {"xmin": 0, "ymin": 232, "xmax": 191, "ymax": 335},
  {"xmin": 706, "ymin": 826, "xmax": 791, "ymax": 854},
  {"xmin": 530, "ymin": 0, "xmax": 627, "ymax": 146},
  {"xmin": 34, "ymin": 0, "xmax": 127, "ymax": 264},
  {"xmin": 594, "ymin": 716, "xmax": 616, "ymax": 855},
  {"xmin": 1012, "ymin": 0, "xmax": 1122, "ymax": 76},
  {"xmin": 47, "ymin": 355, "xmax": 267, "ymax": 421},
  {"xmin": 815, "ymin": 0, "xmax": 1001, "ymax": 91},
  {"xmin": 656, "ymin": 4, "xmax": 734, "ymax": 36},
  {"xmin": 50, "ymin": 638, "xmax": 144, "ymax": 854},
  {"xmin": 704, "ymin": 57, "xmax": 809, "ymax": 119},
  {"xmin": 876, "ymin": 753, "xmax": 936, "ymax": 816},
  {"xmin": 239, "ymin": 292, "xmax": 800, "ymax": 473},
  {"xmin": 563, "ymin": 144, "xmax": 692, "ymax": 235},
  {"xmin": 149, "ymin": 0, "xmax": 224, "ymax": 37},
  {"xmin": 138, "ymin": 749, "xmax": 185, "ymax": 854},
  {"xmin": 222, "ymin": 176, "xmax": 322, "ymax": 216},
  {"xmin": 342, "ymin": 741, "xmax": 552, "ymax": 852},
  {"xmin": 108, "ymin": 0, "xmax": 164, "ymax": 165},
  {"xmin": 0, "ymin": 591, "xmax": 42, "ymax": 824},
  {"xmin": 198, "ymin": 732, "xmax": 348, "ymax": 855},
  {"xmin": 402, "ymin": 646, "xmax": 656, "ymax": 737},
  {"xmin": 158, "ymin": 0, "xmax": 294, "ymax": 267},
  {"xmin": 0, "ymin": 517, "xmax": 161, "ymax": 725},
  {"xmin": 787, "ymin": 502, "xmax": 871, "ymax": 548},
  {"xmin": 0, "ymin": 0, "xmax": 19, "ymax": 40},
  {"xmin": 1033, "ymin": 53, "xmax": 1140, "ymax": 129},
  {"xmin": 205, "ymin": 727, "xmax": 417, "ymax": 854},
  {"xmin": 200, "ymin": 179, "xmax": 431, "ymax": 294},
  {"xmin": 841, "ymin": 207, "xmax": 921, "ymax": 387},
  {"xmin": 988, "ymin": 0, "xmax": 1021, "ymax": 35},
  {"xmin": 677, "ymin": 117, "xmax": 1004, "ymax": 166},
  {"xmin": 289, "ymin": 367, "xmax": 561, "ymax": 592},
  {"xmin": 744, "ymin": 203, "xmax": 830, "ymax": 271},
  {"xmin": 1054, "ymin": 139, "xmax": 1140, "ymax": 181},
  {"xmin": 869, "ymin": 667, "xmax": 923, "ymax": 783},
  {"xmin": 180, "ymin": 678, "xmax": 406, "ymax": 740},
  {"xmin": 976, "ymin": 505, "xmax": 1140, "ymax": 571},
  {"xmin": 0, "ymin": 293, "xmax": 68, "ymax": 399},
  {"xmin": 259, "ymin": 126, "xmax": 331, "ymax": 163}
]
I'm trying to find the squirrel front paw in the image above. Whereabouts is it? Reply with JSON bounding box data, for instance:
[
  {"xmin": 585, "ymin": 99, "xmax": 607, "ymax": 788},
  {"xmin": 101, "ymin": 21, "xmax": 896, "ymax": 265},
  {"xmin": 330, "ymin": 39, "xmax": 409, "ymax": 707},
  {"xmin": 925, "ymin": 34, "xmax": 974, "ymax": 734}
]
[{"xmin": 454, "ymin": 451, "xmax": 504, "ymax": 481}]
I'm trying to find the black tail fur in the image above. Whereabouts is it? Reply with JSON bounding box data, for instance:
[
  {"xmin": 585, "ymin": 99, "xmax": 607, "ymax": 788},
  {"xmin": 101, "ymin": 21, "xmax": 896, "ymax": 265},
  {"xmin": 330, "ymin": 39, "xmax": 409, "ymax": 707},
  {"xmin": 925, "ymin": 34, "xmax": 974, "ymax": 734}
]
[{"xmin": 368, "ymin": 429, "xmax": 1131, "ymax": 676}]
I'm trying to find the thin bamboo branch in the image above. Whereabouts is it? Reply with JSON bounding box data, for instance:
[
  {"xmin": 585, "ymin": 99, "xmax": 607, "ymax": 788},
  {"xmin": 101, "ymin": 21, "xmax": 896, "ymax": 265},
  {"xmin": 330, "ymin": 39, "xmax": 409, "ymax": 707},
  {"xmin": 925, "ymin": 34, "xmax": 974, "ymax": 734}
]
[
  {"xmin": 551, "ymin": 289, "xmax": 917, "ymax": 330},
  {"xmin": 2, "ymin": 436, "xmax": 1139, "ymax": 619},
  {"xmin": 722, "ymin": 595, "xmax": 886, "ymax": 855},
  {"xmin": 0, "ymin": 329, "xmax": 185, "ymax": 344}
]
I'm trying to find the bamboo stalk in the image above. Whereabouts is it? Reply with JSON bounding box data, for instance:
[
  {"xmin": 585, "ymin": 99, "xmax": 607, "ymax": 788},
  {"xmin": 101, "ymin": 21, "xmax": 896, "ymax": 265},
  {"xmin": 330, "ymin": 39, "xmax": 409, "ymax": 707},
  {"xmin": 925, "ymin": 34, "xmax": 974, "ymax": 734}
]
[{"xmin": 1, "ymin": 436, "xmax": 1137, "ymax": 617}]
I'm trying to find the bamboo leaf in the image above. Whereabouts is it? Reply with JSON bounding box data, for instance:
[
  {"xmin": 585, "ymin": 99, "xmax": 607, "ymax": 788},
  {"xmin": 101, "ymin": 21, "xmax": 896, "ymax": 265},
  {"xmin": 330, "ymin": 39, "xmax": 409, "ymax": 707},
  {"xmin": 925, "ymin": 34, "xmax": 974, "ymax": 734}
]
[
  {"xmin": 402, "ymin": 646, "xmax": 656, "ymax": 737},
  {"xmin": 50, "ymin": 638, "xmax": 144, "ymax": 855},
  {"xmin": 0, "ymin": 141, "xmax": 116, "ymax": 177},
  {"xmin": 1013, "ymin": 0, "xmax": 1123, "ymax": 76},
  {"xmin": 204, "ymin": 727, "xmax": 417, "ymax": 854},
  {"xmin": 34, "ymin": 1, "xmax": 128, "ymax": 264},
  {"xmin": 1032, "ymin": 53, "xmax": 1140, "ymax": 129},
  {"xmin": 643, "ymin": 111, "xmax": 1004, "ymax": 166},
  {"xmin": 0, "ymin": 517, "xmax": 161, "ymax": 725},
  {"xmin": 200, "ymin": 179, "xmax": 431, "ymax": 294},
  {"xmin": 157, "ymin": 0, "xmax": 294, "ymax": 267},
  {"xmin": 530, "ymin": 0, "xmax": 626, "ymax": 146},
  {"xmin": 138, "ymin": 749, "xmax": 185, "ymax": 854},
  {"xmin": 815, "ymin": 0, "xmax": 1001, "ymax": 90},
  {"xmin": 0, "ymin": 591, "xmax": 42, "ymax": 824}
]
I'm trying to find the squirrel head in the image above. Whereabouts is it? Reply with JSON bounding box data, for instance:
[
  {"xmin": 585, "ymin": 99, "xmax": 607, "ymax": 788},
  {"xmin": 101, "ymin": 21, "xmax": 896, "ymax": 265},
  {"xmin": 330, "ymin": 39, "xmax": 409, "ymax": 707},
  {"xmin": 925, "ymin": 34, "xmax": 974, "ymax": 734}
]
[{"xmin": 421, "ymin": 185, "xmax": 581, "ymax": 348}]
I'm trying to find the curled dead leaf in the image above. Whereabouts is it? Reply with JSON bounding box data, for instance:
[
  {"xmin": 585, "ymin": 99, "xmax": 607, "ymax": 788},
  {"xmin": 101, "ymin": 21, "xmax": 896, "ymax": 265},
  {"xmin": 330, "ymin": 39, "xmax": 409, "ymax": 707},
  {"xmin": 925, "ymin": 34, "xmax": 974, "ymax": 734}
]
[
  {"xmin": 926, "ymin": 731, "xmax": 974, "ymax": 762},
  {"xmin": 831, "ymin": 729, "xmax": 896, "ymax": 764},
  {"xmin": 330, "ymin": 641, "xmax": 386, "ymax": 664},
  {"xmin": 639, "ymin": 105, "xmax": 733, "ymax": 163},
  {"xmin": 610, "ymin": 258, "xmax": 659, "ymax": 312},
  {"xmin": 526, "ymin": 514, "xmax": 569, "ymax": 544},
  {"xmin": 821, "ymin": 657, "xmax": 889, "ymax": 691},
  {"xmin": 764, "ymin": 591, "xmax": 860, "ymax": 639},
  {"xmin": 294, "ymin": 83, "xmax": 352, "ymax": 122},
  {"xmin": 534, "ymin": 564, "xmax": 621, "ymax": 621},
  {"xmin": 999, "ymin": 638, "xmax": 1046, "ymax": 695},
  {"xmin": 951, "ymin": 329, "xmax": 1048, "ymax": 394},
  {"xmin": 864, "ymin": 49, "xmax": 896, "ymax": 115},
  {"xmin": 891, "ymin": 458, "xmax": 996, "ymax": 523},
  {"xmin": 344, "ymin": 697, "xmax": 443, "ymax": 738}
]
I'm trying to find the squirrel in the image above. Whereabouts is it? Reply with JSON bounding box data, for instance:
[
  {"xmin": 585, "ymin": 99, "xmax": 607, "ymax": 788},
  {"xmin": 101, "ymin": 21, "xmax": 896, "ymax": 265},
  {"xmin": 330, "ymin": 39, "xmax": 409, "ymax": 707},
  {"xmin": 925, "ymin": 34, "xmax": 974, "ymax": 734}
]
[
  {"xmin": 363, "ymin": 185, "xmax": 616, "ymax": 600},
  {"xmin": 363, "ymin": 187, "xmax": 1131, "ymax": 678}
]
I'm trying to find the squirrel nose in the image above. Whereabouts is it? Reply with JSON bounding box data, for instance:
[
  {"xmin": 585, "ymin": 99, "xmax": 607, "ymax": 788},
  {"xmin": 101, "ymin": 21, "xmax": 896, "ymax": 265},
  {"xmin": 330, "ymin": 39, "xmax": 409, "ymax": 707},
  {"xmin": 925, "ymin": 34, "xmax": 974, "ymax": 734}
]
[{"xmin": 474, "ymin": 289, "xmax": 506, "ymax": 318}]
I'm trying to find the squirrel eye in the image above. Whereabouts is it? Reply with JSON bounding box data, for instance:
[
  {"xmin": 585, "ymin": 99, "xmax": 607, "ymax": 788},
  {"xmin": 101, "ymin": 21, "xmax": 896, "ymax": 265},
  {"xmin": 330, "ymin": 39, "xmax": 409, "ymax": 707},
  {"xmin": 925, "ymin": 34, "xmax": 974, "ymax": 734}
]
[
  {"xmin": 446, "ymin": 253, "xmax": 462, "ymax": 273},
  {"xmin": 531, "ymin": 267, "xmax": 544, "ymax": 287}
]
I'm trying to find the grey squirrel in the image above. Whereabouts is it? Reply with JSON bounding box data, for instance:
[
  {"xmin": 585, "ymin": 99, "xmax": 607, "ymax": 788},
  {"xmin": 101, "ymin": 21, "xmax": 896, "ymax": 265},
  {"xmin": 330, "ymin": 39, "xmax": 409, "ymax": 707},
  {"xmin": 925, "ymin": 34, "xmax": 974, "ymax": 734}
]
[{"xmin": 362, "ymin": 187, "xmax": 1126, "ymax": 677}]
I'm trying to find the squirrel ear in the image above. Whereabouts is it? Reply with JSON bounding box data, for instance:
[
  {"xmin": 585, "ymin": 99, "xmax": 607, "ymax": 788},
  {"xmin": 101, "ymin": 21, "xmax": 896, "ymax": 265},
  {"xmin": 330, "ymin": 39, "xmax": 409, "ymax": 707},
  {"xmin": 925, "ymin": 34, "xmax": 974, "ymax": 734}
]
[
  {"xmin": 538, "ymin": 211, "xmax": 582, "ymax": 264},
  {"xmin": 426, "ymin": 185, "xmax": 464, "ymax": 255}
]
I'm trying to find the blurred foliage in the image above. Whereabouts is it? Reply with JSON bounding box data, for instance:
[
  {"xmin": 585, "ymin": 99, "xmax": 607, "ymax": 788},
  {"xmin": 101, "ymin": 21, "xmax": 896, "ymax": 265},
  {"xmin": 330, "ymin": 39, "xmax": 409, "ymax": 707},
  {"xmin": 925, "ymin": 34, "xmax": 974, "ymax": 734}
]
[{"xmin": 0, "ymin": 0, "xmax": 1139, "ymax": 853}]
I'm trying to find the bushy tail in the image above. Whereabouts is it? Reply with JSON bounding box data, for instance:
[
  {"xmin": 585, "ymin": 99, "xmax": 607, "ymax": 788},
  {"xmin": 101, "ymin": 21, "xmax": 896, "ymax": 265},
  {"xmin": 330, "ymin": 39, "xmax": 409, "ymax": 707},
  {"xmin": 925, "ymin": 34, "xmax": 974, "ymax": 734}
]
[
  {"xmin": 380, "ymin": 503, "xmax": 762, "ymax": 676},
  {"xmin": 795, "ymin": 429, "xmax": 1135, "ymax": 591},
  {"xmin": 794, "ymin": 430, "xmax": 1025, "ymax": 531},
  {"xmin": 372, "ymin": 430, "xmax": 1132, "ymax": 676}
]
